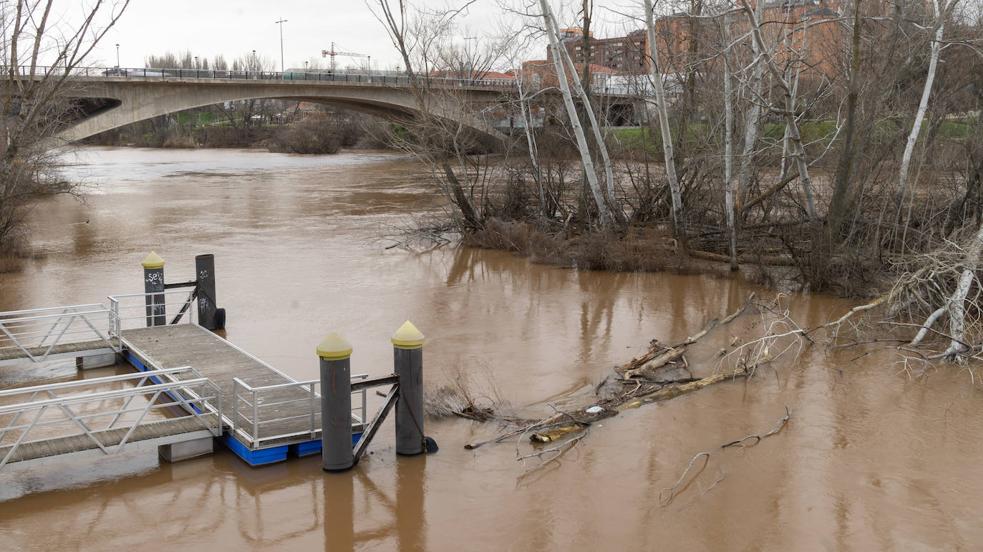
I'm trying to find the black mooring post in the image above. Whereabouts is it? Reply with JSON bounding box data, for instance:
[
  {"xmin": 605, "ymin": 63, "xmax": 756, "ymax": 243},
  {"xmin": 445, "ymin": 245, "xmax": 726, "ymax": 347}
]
[
  {"xmin": 195, "ymin": 254, "xmax": 218, "ymax": 329},
  {"xmin": 392, "ymin": 321, "xmax": 425, "ymax": 456},
  {"xmin": 142, "ymin": 252, "xmax": 166, "ymax": 327},
  {"xmin": 319, "ymin": 333, "xmax": 355, "ymax": 472}
]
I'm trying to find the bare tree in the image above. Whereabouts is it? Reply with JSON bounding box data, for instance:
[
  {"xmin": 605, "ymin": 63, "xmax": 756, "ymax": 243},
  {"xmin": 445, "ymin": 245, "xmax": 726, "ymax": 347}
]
[
  {"xmin": 368, "ymin": 0, "xmax": 515, "ymax": 230},
  {"xmin": 643, "ymin": 0, "xmax": 684, "ymax": 235},
  {"xmin": 738, "ymin": 0, "xmax": 817, "ymax": 219},
  {"xmin": 896, "ymin": 0, "xmax": 960, "ymax": 211},
  {"xmin": 539, "ymin": 0, "xmax": 614, "ymax": 226},
  {"xmin": 0, "ymin": 0, "xmax": 130, "ymax": 258}
]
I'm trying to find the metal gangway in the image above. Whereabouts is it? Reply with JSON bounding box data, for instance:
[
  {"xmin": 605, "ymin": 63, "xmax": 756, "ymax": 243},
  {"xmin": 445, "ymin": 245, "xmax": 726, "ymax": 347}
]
[
  {"xmin": 0, "ymin": 367, "xmax": 222, "ymax": 469},
  {"xmin": 0, "ymin": 304, "xmax": 118, "ymax": 366}
]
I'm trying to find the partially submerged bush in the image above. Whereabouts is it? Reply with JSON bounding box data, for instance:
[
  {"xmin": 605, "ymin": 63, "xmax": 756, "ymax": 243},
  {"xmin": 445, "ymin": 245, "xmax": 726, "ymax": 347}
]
[{"xmin": 267, "ymin": 113, "xmax": 343, "ymax": 154}]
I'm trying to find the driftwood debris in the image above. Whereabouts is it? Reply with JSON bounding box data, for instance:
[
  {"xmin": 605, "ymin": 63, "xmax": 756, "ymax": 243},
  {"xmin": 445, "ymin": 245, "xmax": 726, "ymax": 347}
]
[
  {"xmin": 492, "ymin": 296, "xmax": 758, "ymax": 448},
  {"xmin": 456, "ymin": 295, "xmax": 765, "ymax": 459},
  {"xmin": 659, "ymin": 406, "xmax": 792, "ymax": 506}
]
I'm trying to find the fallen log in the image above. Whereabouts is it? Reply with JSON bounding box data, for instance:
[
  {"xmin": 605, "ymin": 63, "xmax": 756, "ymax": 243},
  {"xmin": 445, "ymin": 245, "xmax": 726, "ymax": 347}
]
[
  {"xmin": 529, "ymin": 368, "xmax": 749, "ymax": 443},
  {"xmin": 622, "ymin": 347, "xmax": 686, "ymax": 380}
]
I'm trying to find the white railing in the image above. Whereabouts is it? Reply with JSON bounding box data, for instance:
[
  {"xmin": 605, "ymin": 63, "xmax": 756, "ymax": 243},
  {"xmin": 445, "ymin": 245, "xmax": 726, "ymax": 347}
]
[
  {"xmin": 0, "ymin": 366, "xmax": 222, "ymax": 470},
  {"xmin": 108, "ymin": 290, "xmax": 197, "ymax": 334},
  {"xmin": 231, "ymin": 374, "xmax": 368, "ymax": 450},
  {"xmin": 0, "ymin": 304, "xmax": 118, "ymax": 363}
]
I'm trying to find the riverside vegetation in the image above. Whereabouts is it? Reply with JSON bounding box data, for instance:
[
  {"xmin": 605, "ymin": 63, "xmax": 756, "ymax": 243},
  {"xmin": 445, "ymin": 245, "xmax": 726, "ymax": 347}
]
[{"xmin": 367, "ymin": 0, "xmax": 983, "ymax": 368}]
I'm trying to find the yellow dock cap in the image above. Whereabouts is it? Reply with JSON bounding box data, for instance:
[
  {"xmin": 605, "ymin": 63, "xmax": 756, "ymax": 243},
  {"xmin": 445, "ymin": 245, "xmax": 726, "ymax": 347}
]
[
  {"xmin": 317, "ymin": 333, "xmax": 353, "ymax": 360},
  {"xmin": 391, "ymin": 320, "xmax": 425, "ymax": 349},
  {"xmin": 141, "ymin": 251, "xmax": 165, "ymax": 269}
]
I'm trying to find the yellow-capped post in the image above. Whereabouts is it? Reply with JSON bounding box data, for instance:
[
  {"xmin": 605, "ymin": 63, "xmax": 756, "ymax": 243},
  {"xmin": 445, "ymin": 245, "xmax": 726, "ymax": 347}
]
[
  {"xmin": 392, "ymin": 321, "xmax": 426, "ymax": 455},
  {"xmin": 141, "ymin": 251, "xmax": 166, "ymax": 327},
  {"xmin": 318, "ymin": 333, "xmax": 354, "ymax": 471}
]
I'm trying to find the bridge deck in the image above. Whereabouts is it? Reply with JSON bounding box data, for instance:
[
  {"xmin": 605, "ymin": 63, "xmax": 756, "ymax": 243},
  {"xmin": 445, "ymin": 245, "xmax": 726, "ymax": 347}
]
[
  {"xmin": 120, "ymin": 325, "xmax": 323, "ymax": 449},
  {"xmin": 0, "ymin": 414, "xmax": 216, "ymax": 464}
]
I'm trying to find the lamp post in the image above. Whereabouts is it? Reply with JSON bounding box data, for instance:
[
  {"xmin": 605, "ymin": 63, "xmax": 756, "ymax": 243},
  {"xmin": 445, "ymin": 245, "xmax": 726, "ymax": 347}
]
[
  {"xmin": 251, "ymin": 49, "xmax": 257, "ymax": 71},
  {"xmin": 463, "ymin": 36, "xmax": 478, "ymax": 80},
  {"xmin": 115, "ymin": 43, "xmax": 120, "ymax": 68},
  {"xmin": 275, "ymin": 17, "xmax": 288, "ymax": 73}
]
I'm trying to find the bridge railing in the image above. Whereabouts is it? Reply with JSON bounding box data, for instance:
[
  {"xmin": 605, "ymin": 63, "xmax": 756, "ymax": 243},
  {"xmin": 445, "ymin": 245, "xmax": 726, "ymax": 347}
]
[
  {"xmin": 0, "ymin": 366, "xmax": 222, "ymax": 469},
  {"xmin": 230, "ymin": 374, "xmax": 368, "ymax": 450},
  {"xmin": 108, "ymin": 290, "xmax": 198, "ymax": 334},
  {"xmin": 0, "ymin": 64, "xmax": 519, "ymax": 91},
  {"xmin": 0, "ymin": 304, "xmax": 118, "ymax": 364}
]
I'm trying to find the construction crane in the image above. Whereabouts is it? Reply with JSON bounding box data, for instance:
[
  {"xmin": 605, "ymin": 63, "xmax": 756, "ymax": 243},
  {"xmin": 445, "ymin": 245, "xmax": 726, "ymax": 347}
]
[{"xmin": 321, "ymin": 43, "xmax": 369, "ymax": 71}]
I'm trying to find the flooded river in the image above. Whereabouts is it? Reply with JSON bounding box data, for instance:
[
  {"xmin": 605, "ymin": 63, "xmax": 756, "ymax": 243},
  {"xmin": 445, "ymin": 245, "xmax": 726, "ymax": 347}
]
[{"xmin": 1, "ymin": 147, "xmax": 981, "ymax": 550}]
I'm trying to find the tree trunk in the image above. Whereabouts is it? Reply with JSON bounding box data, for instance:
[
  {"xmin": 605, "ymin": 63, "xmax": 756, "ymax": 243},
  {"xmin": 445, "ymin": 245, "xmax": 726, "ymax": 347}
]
[
  {"xmin": 550, "ymin": 11, "xmax": 623, "ymax": 223},
  {"xmin": 515, "ymin": 73, "xmax": 545, "ymax": 213},
  {"xmin": 643, "ymin": 0, "xmax": 684, "ymax": 237},
  {"xmin": 736, "ymin": 0, "xmax": 765, "ymax": 205},
  {"xmin": 896, "ymin": 0, "xmax": 948, "ymax": 211},
  {"xmin": 739, "ymin": 0, "xmax": 817, "ymax": 219},
  {"xmin": 540, "ymin": 0, "xmax": 612, "ymax": 226},
  {"xmin": 942, "ymin": 221, "xmax": 983, "ymax": 359},
  {"xmin": 723, "ymin": 52, "xmax": 737, "ymax": 270},
  {"xmin": 829, "ymin": 0, "xmax": 864, "ymax": 236}
]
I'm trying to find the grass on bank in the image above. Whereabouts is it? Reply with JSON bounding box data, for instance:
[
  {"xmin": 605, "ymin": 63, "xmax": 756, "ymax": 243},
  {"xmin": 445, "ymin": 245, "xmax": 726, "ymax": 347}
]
[{"xmin": 611, "ymin": 117, "xmax": 976, "ymax": 156}]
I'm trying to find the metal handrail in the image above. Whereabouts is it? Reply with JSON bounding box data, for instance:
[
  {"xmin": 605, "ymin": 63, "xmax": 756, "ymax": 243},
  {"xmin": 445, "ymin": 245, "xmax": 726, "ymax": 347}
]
[
  {"xmin": 0, "ymin": 304, "xmax": 118, "ymax": 363},
  {"xmin": 0, "ymin": 307, "xmax": 109, "ymax": 324},
  {"xmin": 231, "ymin": 374, "xmax": 369, "ymax": 449},
  {"xmin": 0, "ymin": 366, "xmax": 197, "ymax": 397},
  {"xmin": 108, "ymin": 290, "xmax": 197, "ymax": 331},
  {"xmin": 0, "ymin": 304, "xmax": 106, "ymax": 316},
  {"xmin": 0, "ymin": 64, "xmax": 520, "ymax": 90},
  {"xmin": 0, "ymin": 378, "xmax": 208, "ymax": 415}
]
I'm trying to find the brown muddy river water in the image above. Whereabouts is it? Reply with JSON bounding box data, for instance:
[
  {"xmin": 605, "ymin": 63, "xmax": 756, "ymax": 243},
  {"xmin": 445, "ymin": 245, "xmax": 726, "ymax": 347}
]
[{"xmin": 0, "ymin": 147, "xmax": 981, "ymax": 551}]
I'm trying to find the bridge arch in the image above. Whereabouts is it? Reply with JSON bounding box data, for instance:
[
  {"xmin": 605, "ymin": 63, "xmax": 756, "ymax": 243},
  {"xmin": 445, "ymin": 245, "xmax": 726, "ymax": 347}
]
[{"xmin": 57, "ymin": 79, "xmax": 507, "ymax": 145}]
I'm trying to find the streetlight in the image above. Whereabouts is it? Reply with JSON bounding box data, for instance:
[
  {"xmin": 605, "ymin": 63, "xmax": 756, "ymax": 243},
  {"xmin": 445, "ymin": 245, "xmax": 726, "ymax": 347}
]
[
  {"xmin": 194, "ymin": 56, "xmax": 199, "ymax": 69},
  {"xmin": 274, "ymin": 17, "xmax": 288, "ymax": 73},
  {"xmin": 115, "ymin": 43, "xmax": 120, "ymax": 68}
]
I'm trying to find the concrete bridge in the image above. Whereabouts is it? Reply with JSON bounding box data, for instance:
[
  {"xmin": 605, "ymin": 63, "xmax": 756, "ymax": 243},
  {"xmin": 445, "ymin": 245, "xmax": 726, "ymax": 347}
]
[{"xmin": 50, "ymin": 67, "xmax": 521, "ymax": 144}]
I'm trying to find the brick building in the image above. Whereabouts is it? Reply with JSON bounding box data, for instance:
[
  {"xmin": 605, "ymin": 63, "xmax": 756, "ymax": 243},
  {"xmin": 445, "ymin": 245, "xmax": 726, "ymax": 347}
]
[{"xmin": 548, "ymin": 0, "xmax": 846, "ymax": 78}]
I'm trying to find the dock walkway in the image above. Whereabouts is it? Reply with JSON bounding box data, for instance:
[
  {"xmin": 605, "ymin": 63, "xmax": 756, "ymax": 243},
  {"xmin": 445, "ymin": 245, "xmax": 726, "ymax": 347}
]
[
  {"xmin": 0, "ymin": 340, "xmax": 114, "ymax": 363},
  {"xmin": 0, "ymin": 415, "xmax": 217, "ymax": 463},
  {"xmin": 121, "ymin": 325, "xmax": 354, "ymax": 456}
]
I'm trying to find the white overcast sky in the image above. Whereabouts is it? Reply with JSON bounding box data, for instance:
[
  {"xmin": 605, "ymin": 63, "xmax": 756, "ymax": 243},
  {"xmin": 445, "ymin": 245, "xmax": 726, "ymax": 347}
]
[{"xmin": 88, "ymin": 0, "xmax": 644, "ymax": 71}]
